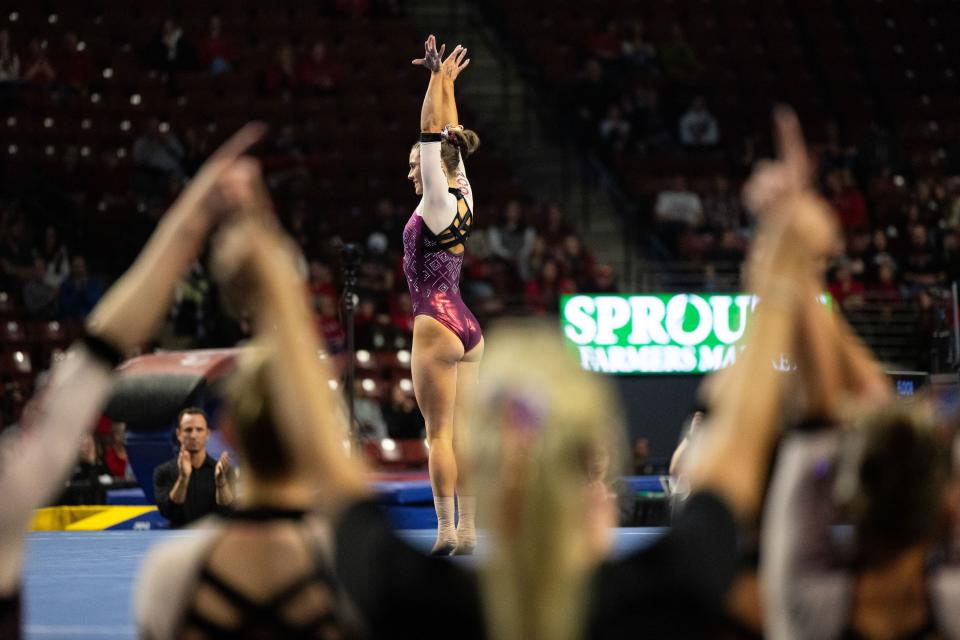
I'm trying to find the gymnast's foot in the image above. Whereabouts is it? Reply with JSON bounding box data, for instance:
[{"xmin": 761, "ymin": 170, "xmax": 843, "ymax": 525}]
[
  {"xmin": 430, "ymin": 536, "xmax": 457, "ymax": 556},
  {"xmin": 452, "ymin": 539, "xmax": 475, "ymax": 556}
]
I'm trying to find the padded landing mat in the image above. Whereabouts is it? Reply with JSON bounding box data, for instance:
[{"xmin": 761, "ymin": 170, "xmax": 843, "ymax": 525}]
[{"xmin": 23, "ymin": 528, "xmax": 664, "ymax": 639}]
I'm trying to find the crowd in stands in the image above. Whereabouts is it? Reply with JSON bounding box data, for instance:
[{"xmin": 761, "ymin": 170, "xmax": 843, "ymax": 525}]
[
  {"xmin": 491, "ymin": 3, "xmax": 960, "ymax": 371},
  {"xmin": 0, "ymin": 8, "xmax": 614, "ymax": 441}
]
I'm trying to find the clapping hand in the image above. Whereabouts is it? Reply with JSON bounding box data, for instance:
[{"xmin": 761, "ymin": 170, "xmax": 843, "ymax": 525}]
[
  {"xmin": 177, "ymin": 447, "xmax": 193, "ymax": 479},
  {"xmin": 215, "ymin": 451, "xmax": 232, "ymax": 487}
]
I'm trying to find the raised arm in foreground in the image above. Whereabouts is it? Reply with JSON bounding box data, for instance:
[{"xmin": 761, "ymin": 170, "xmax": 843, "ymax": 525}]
[
  {"xmin": 213, "ymin": 161, "xmax": 368, "ymax": 506},
  {"xmin": 0, "ymin": 123, "xmax": 263, "ymax": 594}
]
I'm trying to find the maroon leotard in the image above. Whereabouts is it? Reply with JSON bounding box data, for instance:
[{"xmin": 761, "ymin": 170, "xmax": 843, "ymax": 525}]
[{"xmin": 402, "ymin": 186, "xmax": 482, "ymax": 352}]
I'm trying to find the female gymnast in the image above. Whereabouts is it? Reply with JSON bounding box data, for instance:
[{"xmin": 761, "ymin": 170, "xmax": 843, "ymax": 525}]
[{"xmin": 407, "ymin": 35, "xmax": 482, "ymax": 555}]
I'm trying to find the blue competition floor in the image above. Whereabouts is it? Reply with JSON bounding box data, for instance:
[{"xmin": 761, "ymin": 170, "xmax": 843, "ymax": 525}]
[{"xmin": 23, "ymin": 528, "xmax": 665, "ymax": 640}]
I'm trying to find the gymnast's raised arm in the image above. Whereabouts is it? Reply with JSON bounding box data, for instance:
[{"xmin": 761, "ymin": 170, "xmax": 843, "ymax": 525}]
[{"xmin": 413, "ymin": 35, "xmax": 471, "ymax": 234}]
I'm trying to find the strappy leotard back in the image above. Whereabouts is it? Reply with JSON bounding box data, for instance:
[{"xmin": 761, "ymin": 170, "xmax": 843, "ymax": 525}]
[
  {"xmin": 402, "ymin": 186, "xmax": 482, "ymax": 352},
  {"xmin": 179, "ymin": 508, "xmax": 354, "ymax": 640}
]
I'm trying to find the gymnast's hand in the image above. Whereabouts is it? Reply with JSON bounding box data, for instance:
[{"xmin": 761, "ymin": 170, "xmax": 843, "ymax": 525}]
[
  {"xmin": 743, "ymin": 107, "xmax": 836, "ymax": 256},
  {"xmin": 170, "ymin": 122, "xmax": 266, "ymax": 230},
  {"xmin": 440, "ymin": 44, "xmax": 470, "ymax": 82},
  {"xmin": 742, "ymin": 108, "xmax": 811, "ymax": 215},
  {"xmin": 412, "ymin": 34, "xmax": 444, "ymax": 73}
]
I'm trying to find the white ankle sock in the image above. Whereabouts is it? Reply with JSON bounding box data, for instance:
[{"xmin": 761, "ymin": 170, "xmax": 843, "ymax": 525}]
[
  {"xmin": 434, "ymin": 496, "xmax": 457, "ymax": 544},
  {"xmin": 456, "ymin": 495, "xmax": 476, "ymax": 544}
]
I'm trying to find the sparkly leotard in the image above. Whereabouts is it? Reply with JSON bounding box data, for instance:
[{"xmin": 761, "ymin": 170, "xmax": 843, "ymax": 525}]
[{"xmin": 402, "ymin": 146, "xmax": 482, "ymax": 352}]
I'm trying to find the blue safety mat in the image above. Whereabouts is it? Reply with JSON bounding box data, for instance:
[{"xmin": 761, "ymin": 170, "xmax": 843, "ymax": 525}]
[
  {"xmin": 373, "ymin": 476, "xmax": 666, "ymax": 505},
  {"xmin": 22, "ymin": 527, "xmax": 664, "ymax": 640}
]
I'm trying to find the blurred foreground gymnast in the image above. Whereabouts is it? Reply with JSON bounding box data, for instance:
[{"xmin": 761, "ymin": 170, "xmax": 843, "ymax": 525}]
[
  {"xmin": 0, "ymin": 123, "xmax": 264, "ymax": 640},
  {"xmin": 755, "ymin": 111, "xmax": 960, "ymax": 638}
]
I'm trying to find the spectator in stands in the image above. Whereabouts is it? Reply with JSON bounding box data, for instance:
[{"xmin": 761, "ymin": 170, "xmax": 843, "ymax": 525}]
[
  {"xmin": 166, "ymin": 260, "xmax": 212, "ymax": 348},
  {"xmin": 308, "ymin": 260, "xmax": 337, "ymax": 300},
  {"xmin": 902, "ymin": 224, "xmax": 944, "ymax": 290},
  {"xmin": 829, "ymin": 261, "xmax": 866, "ymax": 310},
  {"xmin": 0, "ymin": 214, "xmax": 35, "ymax": 287},
  {"xmin": 654, "ymin": 175, "xmax": 704, "ymax": 227},
  {"xmin": 58, "ymin": 432, "xmax": 111, "ymax": 505},
  {"xmin": 373, "ymin": 197, "xmax": 403, "ymax": 248},
  {"xmin": 0, "ymin": 29, "xmax": 20, "ymax": 81},
  {"xmin": 586, "ymin": 19, "xmax": 622, "ymax": 61},
  {"xmin": 571, "ymin": 59, "xmax": 618, "ymax": 133},
  {"xmin": 262, "ymin": 41, "xmax": 298, "ymax": 93},
  {"xmin": 826, "ymin": 168, "xmax": 869, "ymax": 231},
  {"xmin": 703, "ymin": 175, "xmax": 745, "ymax": 230},
  {"xmin": 181, "ymin": 125, "xmax": 212, "ymax": 175},
  {"xmin": 358, "ymin": 232, "xmax": 394, "ymax": 296},
  {"xmin": 198, "ymin": 15, "xmax": 236, "ymax": 75},
  {"xmin": 382, "ymin": 384, "xmax": 423, "ymax": 439},
  {"xmin": 104, "ymin": 421, "xmax": 131, "ymax": 480},
  {"xmin": 707, "ymin": 229, "xmax": 747, "ymax": 265},
  {"xmin": 524, "ymin": 259, "xmax": 575, "ymax": 314},
  {"xmin": 679, "ymin": 96, "xmax": 719, "ymax": 147},
  {"xmin": 488, "ymin": 200, "xmax": 535, "ymax": 263},
  {"xmin": 21, "ymin": 39, "xmax": 55, "ymax": 85},
  {"xmin": 518, "ymin": 233, "xmax": 549, "ymax": 282},
  {"xmin": 869, "ymin": 262, "xmax": 902, "ymax": 310},
  {"xmin": 316, "ymin": 293, "xmax": 346, "ymax": 354},
  {"xmin": 632, "ymin": 437, "xmax": 656, "ymax": 476},
  {"xmin": 0, "ymin": 121, "xmax": 264, "ymax": 640},
  {"xmin": 132, "ymin": 117, "xmax": 186, "ymax": 183},
  {"xmin": 143, "ymin": 19, "xmax": 196, "ymax": 73},
  {"xmin": 583, "ymin": 263, "xmax": 617, "ymax": 293},
  {"xmin": 58, "ymin": 256, "xmax": 104, "ymax": 320},
  {"xmin": 598, "ymin": 104, "xmax": 632, "ymax": 153},
  {"xmin": 390, "ymin": 292, "xmax": 414, "ymax": 334},
  {"xmin": 621, "ymin": 20, "xmax": 657, "ymax": 69},
  {"xmin": 153, "ymin": 407, "xmax": 235, "ymax": 528},
  {"xmin": 557, "ymin": 233, "xmax": 596, "ymax": 287},
  {"xmin": 36, "ymin": 225, "xmax": 70, "ymax": 288},
  {"xmin": 942, "ymin": 231, "xmax": 960, "ymax": 283},
  {"xmin": 658, "ymin": 24, "xmax": 701, "ymax": 79},
  {"xmin": 54, "ymin": 32, "xmax": 93, "ymax": 91},
  {"xmin": 298, "ymin": 41, "xmax": 343, "ymax": 94},
  {"xmin": 866, "ymin": 229, "xmax": 897, "ymax": 282},
  {"xmin": 542, "ymin": 202, "xmax": 573, "ymax": 246},
  {"xmin": 22, "ymin": 257, "xmax": 59, "ymax": 318},
  {"xmin": 355, "ymin": 380, "xmax": 388, "ymax": 441}
]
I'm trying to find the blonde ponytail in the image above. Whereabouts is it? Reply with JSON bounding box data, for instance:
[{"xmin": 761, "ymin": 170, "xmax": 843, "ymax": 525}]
[{"xmin": 472, "ymin": 321, "xmax": 625, "ymax": 640}]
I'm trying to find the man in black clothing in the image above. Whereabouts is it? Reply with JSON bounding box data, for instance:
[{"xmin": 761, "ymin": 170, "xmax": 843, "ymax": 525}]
[{"xmin": 153, "ymin": 407, "xmax": 234, "ymax": 527}]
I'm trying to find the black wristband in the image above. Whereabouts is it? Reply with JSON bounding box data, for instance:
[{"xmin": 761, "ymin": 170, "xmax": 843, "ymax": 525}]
[
  {"xmin": 81, "ymin": 334, "xmax": 125, "ymax": 368},
  {"xmin": 419, "ymin": 132, "xmax": 442, "ymax": 143}
]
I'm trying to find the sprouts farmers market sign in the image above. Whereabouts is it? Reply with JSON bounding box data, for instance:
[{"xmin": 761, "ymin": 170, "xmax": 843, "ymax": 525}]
[{"xmin": 561, "ymin": 293, "xmax": 757, "ymax": 375}]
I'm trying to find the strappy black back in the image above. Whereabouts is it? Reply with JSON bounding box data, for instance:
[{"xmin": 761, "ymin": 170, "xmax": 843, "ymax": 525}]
[
  {"xmin": 180, "ymin": 508, "xmax": 354, "ymax": 640},
  {"xmin": 425, "ymin": 187, "xmax": 474, "ymax": 253}
]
